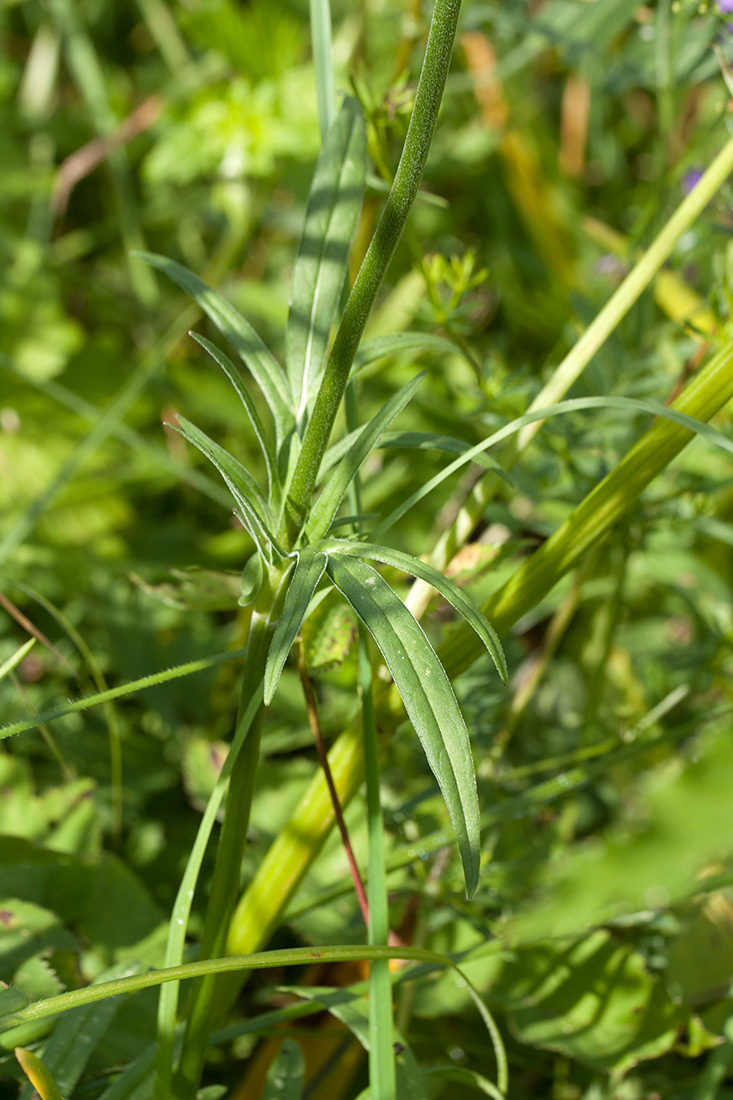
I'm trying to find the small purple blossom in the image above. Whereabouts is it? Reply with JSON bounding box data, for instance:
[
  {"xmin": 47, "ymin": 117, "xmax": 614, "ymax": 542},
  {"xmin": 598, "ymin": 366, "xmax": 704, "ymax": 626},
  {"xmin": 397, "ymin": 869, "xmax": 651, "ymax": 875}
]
[
  {"xmin": 718, "ymin": 0, "xmax": 733, "ymax": 12},
  {"xmin": 682, "ymin": 168, "xmax": 704, "ymax": 195}
]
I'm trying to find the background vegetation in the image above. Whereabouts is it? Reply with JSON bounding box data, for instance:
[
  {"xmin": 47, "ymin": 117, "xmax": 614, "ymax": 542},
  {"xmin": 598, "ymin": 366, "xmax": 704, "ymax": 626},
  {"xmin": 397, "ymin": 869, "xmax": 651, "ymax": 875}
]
[{"xmin": 2, "ymin": 0, "xmax": 733, "ymax": 1097}]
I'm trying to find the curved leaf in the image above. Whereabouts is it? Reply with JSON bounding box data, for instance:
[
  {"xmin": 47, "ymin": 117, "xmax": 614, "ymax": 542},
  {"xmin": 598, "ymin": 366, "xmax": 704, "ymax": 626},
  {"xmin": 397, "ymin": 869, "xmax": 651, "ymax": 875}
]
[
  {"xmin": 325, "ymin": 553, "xmax": 481, "ymax": 897},
  {"xmin": 373, "ymin": 394, "xmax": 733, "ymax": 540},
  {"xmin": 175, "ymin": 416, "xmax": 278, "ymax": 558},
  {"xmin": 305, "ymin": 373, "xmax": 424, "ymax": 543},
  {"xmin": 136, "ymin": 252, "xmax": 293, "ymax": 442},
  {"xmin": 353, "ymin": 332, "xmax": 474, "ymax": 377},
  {"xmin": 288, "ymin": 98, "xmax": 367, "ymax": 428},
  {"xmin": 321, "ymin": 539, "xmax": 507, "ymax": 682},
  {"xmin": 264, "ymin": 549, "xmax": 328, "ymax": 704},
  {"xmin": 189, "ymin": 332, "xmax": 276, "ymax": 498},
  {"xmin": 318, "ymin": 429, "xmax": 510, "ymax": 483}
]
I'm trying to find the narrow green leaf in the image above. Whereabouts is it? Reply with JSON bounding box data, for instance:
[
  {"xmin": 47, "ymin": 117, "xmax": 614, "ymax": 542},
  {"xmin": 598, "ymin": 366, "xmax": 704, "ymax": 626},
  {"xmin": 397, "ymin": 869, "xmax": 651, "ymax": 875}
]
[
  {"xmin": 373, "ymin": 394, "xmax": 733, "ymax": 540},
  {"xmin": 287, "ymin": 98, "xmax": 367, "ymax": 429},
  {"xmin": 325, "ymin": 553, "xmax": 481, "ymax": 897},
  {"xmin": 175, "ymin": 416, "xmax": 279, "ymax": 559},
  {"xmin": 15, "ymin": 1049, "xmax": 64, "ymax": 1100},
  {"xmin": 310, "ymin": 0, "xmax": 336, "ymax": 140},
  {"xmin": 189, "ymin": 332, "xmax": 277, "ymax": 498},
  {"xmin": 321, "ymin": 539, "xmax": 507, "ymax": 682},
  {"xmin": 136, "ymin": 252, "xmax": 293, "ymax": 441},
  {"xmin": 353, "ymin": 332, "xmax": 474, "ymax": 376},
  {"xmin": 263, "ymin": 1038, "xmax": 305, "ymax": 1100},
  {"xmin": 319, "ymin": 429, "xmax": 509, "ymax": 483},
  {"xmin": 0, "ymin": 946, "xmax": 454, "ymax": 1032},
  {"xmin": 0, "ymin": 639, "xmax": 35, "ymax": 683},
  {"xmin": 305, "ymin": 373, "xmax": 424, "ymax": 543},
  {"xmin": 264, "ymin": 550, "xmax": 327, "ymax": 704}
]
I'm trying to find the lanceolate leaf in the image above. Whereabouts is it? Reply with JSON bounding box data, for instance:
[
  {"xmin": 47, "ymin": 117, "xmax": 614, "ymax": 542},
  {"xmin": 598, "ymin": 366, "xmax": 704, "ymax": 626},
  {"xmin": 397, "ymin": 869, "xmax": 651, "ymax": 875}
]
[
  {"xmin": 325, "ymin": 553, "xmax": 481, "ymax": 897},
  {"xmin": 137, "ymin": 252, "xmax": 293, "ymax": 442},
  {"xmin": 321, "ymin": 539, "xmax": 507, "ymax": 682},
  {"xmin": 305, "ymin": 373, "xmax": 425, "ymax": 543},
  {"xmin": 265, "ymin": 550, "xmax": 328, "ymax": 704},
  {"xmin": 353, "ymin": 332, "xmax": 474, "ymax": 377},
  {"xmin": 175, "ymin": 416, "xmax": 279, "ymax": 558},
  {"xmin": 287, "ymin": 98, "xmax": 367, "ymax": 429},
  {"xmin": 189, "ymin": 332, "xmax": 277, "ymax": 498}
]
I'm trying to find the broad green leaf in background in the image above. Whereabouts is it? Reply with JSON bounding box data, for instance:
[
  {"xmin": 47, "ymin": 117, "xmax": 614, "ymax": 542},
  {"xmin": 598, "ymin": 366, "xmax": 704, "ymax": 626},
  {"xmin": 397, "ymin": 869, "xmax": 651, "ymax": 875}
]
[
  {"xmin": 498, "ymin": 930, "xmax": 715, "ymax": 1077},
  {"xmin": 324, "ymin": 553, "xmax": 481, "ymax": 897},
  {"xmin": 322, "ymin": 538, "xmax": 507, "ymax": 682},
  {"xmin": 136, "ymin": 252, "xmax": 294, "ymax": 443},
  {"xmin": 189, "ymin": 332, "xmax": 277, "ymax": 498},
  {"xmin": 305, "ymin": 373, "xmax": 424, "ymax": 543},
  {"xmin": 287, "ymin": 97, "xmax": 367, "ymax": 429},
  {"xmin": 509, "ymin": 725, "xmax": 733, "ymax": 943},
  {"xmin": 263, "ymin": 1038, "xmax": 305, "ymax": 1100},
  {"xmin": 264, "ymin": 549, "xmax": 327, "ymax": 704}
]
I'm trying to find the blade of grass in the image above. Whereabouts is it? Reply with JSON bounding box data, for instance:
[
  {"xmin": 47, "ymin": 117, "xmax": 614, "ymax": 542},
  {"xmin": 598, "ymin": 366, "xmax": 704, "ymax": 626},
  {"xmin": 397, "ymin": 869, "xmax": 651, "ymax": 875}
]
[
  {"xmin": 372, "ymin": 393, "xmax": 733, "ymax": 540},
  {"xmin": 310, "ymin": 0, "xmax": 336, "ymax": 141},
  {"xmin": 358, "ymin": 619, "xmax": 397, "ymax": 1100},
  {"xmin": 0, "ymin": 646, "xmax": 250, "ymax": 741}
]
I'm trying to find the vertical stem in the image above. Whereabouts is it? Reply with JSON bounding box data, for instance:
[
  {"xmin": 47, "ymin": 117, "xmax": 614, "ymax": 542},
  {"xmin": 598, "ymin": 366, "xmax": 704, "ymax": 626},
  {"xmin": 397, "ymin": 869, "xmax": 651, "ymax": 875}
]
[
  {"xmin": 295, "ymin": 641, "xmax": 370, "ymax": 926},
  {"xmin": 359, "ymin": 624, "xmax": 396, "ymax": 1100},
  {"xmin": 174, "ymin": 575, "xmax": 283, "ymax": 1099},
  {"xmin": 283, "ymin": 0, "xmax": 463, "ymax": 543}
]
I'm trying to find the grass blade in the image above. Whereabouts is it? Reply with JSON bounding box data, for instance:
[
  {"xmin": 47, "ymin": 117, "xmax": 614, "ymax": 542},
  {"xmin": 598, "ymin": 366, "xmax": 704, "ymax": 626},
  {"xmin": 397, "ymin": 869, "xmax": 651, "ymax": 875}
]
[
  {"xmin": 264, "ymin": 550, "xmax": 327, "ymax": 704},
  {"xmin": 288, "ymin": 97, "xmax": 367, "ymax": 429},
  {"xmin": 319, "ymin": 429, "xmax": 508, "ymax": 482},
  {"xmin": 310, "ymin": 0, "xmax": 336, "ymax": 140},
  {"xmin": 322, "ymin": 539, "xmax": 507, "ymax": 682},
  {"xmin": 353, "ymin": 332, "xmax": 474, "ymax": 376},
  {"xmin": 305, "ymin": 373, "xmax": 424, "ymax": 542},
  {"xmin": 325, "ymin": 553, "xmax": 481, "ymax": 897},
  {"xmin": 189, "ymin": 332, "xmax": 277, "ymax": 500},
  {"xmin": 373, "ymin": 393, "xmax": 733, "ymax": 540},
  {"xmin": 136, "ymin": 252, "xmax": 293, "ymax": 442}
]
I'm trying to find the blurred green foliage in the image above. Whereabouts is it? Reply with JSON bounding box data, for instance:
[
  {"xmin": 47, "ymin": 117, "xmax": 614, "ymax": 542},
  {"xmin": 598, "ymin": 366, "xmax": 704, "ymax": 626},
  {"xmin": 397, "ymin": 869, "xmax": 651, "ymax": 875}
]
[{"xmin": 3, "ymin": 0, "xmax": 733, "ymax": 1097}]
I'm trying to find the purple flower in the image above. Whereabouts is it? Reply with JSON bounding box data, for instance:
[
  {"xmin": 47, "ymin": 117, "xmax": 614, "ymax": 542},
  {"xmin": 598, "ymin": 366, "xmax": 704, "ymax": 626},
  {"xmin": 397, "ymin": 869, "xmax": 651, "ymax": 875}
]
[
  {"xmin": 718, "ymin": 0, "xmax": 733, "ymax": 12},
  {"xmin": 682, "ymin": 168, "xmax": 703, "ymax": 195}
]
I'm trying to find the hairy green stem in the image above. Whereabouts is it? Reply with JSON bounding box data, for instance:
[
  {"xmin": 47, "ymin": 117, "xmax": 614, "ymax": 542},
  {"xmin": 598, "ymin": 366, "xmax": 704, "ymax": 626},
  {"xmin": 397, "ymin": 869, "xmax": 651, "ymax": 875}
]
[{"xmin": 282, "ymin": 0, "xmax": 463, "ymax": 543}]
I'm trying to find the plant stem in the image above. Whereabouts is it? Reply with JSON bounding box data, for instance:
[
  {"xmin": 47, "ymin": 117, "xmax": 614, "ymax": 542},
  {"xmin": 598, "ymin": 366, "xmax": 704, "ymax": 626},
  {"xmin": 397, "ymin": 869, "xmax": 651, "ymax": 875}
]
[
  {"xmin": 174, "ymin": 568, "xmax": 287, "ymax": 1099},
  {"xmin": 282, "ymin": 0, "xmax": 463, "ymax": 544},
  {"xmin": 359, "ymin": 623, "xmax": 397, "ymax": 1100},
  {"xmin": 295, "ymin": 640, "xmax": 369, "ymax": 926}
]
